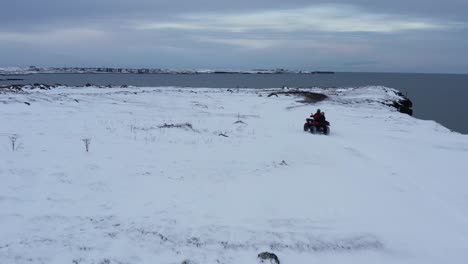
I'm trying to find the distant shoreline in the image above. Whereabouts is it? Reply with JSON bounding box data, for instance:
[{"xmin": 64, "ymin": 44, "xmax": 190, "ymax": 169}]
[{"xmin": 0, "ymin": 67, "xmax": 334, "ymax": 75}]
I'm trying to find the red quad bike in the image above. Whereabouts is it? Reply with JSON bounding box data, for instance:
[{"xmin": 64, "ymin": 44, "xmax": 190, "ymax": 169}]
[{"xmin": 304, "ymin": 118, "xmax": 330, "ymax": 135}]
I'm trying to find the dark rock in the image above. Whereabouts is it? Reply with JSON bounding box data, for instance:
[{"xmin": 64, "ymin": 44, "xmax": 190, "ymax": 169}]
[
  {"xmin": 384, "ymin": 89, "xmax": 413, "ymax": 116},
  {"xmin": 181, "ymin": 259, "xmax": 197, "ymax": 264},
  {"xmin": 29, "ymin": 83, "xmax": 51, "ymax": 89},
  {"xmin": 390, "ymin": 98, "xmax": 413, "ymax": 116},
  {"xmin": 258, "ymin": 252, "xmax": 280, "ymax": 264},
  {"xmin": 399, "ymin": 98, "xmax": 413, "ymax": 108},
  {"xmin": 24, "ymin": 102, "xmax": 30, "ymax": 105},
  {"xmin": 268, "ymin": 90, "xmax": 327, "ymax": 103}
]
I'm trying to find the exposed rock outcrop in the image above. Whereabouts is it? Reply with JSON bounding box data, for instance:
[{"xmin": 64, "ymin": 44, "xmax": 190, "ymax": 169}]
[
  {"xmin": 392, "ymin": 91, "xmax": 413, "ymax": 115},
  {"xmin": 258, "ymin": 252, "xmax": 280, "ymax": 264},
  {"xmin": 268, "ymin": 90, "xmax": 328, "ymax": 103}
]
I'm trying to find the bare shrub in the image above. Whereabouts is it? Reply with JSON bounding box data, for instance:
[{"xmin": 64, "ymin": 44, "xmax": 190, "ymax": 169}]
[
  {"xmin": 9, "ymin": 134, "xmax": 21, "ymax": 151},
  {"xmin": 234, "ymin": 113, "xmax": 247, "ymax": 125},
  {"xmin": 82, "ymin": 138, "xmax": 91, "ymax": 152}
]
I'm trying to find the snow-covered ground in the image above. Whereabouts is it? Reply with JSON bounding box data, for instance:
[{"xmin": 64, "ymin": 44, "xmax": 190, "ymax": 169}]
[{"xmin": 1, "ymin": 86, "xmax": 467, "ymax": 264}]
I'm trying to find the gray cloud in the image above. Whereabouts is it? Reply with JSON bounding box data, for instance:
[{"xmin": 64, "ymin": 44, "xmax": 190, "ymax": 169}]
[
  {"xmin": 136, "ymin": 5, "xmax": 461, "ymax": 33},
  {"xmin": 2, "ymin": 0, "xmax": 468, "ymax": 30},
  {"xmin": 1, "ymin": 0, "xmax": 467, "ymax": 72}
]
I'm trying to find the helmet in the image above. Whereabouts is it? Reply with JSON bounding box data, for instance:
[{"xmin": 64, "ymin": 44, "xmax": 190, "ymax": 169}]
[{"xmin": 316, "ymin": 109, "xmax": 321, "ymax": 113}]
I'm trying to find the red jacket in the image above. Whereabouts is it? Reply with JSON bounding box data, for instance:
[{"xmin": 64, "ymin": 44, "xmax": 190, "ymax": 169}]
[{"xmin": 312, "ymin": 112, "xmax": 321, "ymax": 120}]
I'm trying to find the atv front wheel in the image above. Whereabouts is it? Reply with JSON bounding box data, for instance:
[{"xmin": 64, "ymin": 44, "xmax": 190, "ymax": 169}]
[{"xmin": 303, "ymin": 123, "xmax": 309, "ymax": 131}]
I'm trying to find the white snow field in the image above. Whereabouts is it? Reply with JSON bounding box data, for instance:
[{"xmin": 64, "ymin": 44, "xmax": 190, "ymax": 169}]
[{"xmin": 1, "ymin": 86, "xmax": 468, "ymax": 264}]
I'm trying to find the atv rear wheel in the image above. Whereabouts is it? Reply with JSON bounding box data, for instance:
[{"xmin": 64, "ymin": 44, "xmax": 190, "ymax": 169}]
[
  {"xmin": 324, "ymin": 126, "xmax": 330, "ymax": 135},
  {"xmin": 310, "ymin": 126, "xmax": 317, "ymax": 134}
]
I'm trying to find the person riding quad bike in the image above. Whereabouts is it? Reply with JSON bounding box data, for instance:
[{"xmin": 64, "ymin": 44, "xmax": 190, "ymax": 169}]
[
  {"xmin": 311, "ymin": 109, "xmax": 321, "ymax": 120},
  {"xmin": 316, "ymin": 112, "xmax": 329, "ymax": 132},
  {"xmin": 304, "ymin": 110, "xmax": 330, "ymax": 135}
]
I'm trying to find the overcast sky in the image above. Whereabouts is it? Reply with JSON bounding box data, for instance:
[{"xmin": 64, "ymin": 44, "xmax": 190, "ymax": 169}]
[{"xmin": 1, "ymin": 0, "xmax": 467, "ymax": 73}]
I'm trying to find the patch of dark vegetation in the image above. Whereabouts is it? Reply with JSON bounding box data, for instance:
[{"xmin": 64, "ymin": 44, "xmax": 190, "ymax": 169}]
[
  {"xmin": 98, "ymin": 259, "xmax": 111, "ymax": 264},
  {"xmin": 78, "ymin": 246, "xmax": 93, "ymax": 251},
  {"xmin": 193, "ymin": 102, "xmax": 208, "ymax": 108},
  {"xmin": 266, "ymin": 235, "xmax": 384, "ymax": 252},
  {"xmin": 268, "ymin": 90, "xmax": 328, "ymax": 103},
  {"xmin": 131, "ymin": 123, "xmax": 197, "ymax": 132},
  {"xmin": 193, "ymin": 234, "xmax": 383, "ymax": 253},
  {"xmin": 136, "ymin": 228, "xmax": 169, "ymax": 242},
  {"xmin": 158, "ymin": 123, "xmax": 196, "ymax": 131},
  {"xmin": 220, "ymin": 241, "xmax": 254, "ymax": 250},
  {"xmin": 187, "ymin": 237, "xmax": 203, "ymax": 248},
  {"xmin": 72, "ymin": 258, "xmax": 84, "ymax": 264},
  {"xmin": 244, "ymin": 235, "xmax": 381, "ymax": 253},
  {"xmin": 0, "ymin": 83, "xmax": 66, "ymax": 93}
]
